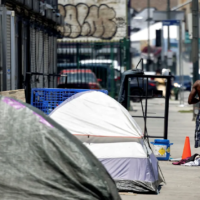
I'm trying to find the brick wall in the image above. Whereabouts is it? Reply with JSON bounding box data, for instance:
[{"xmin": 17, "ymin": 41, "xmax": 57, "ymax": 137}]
[{"xmin": 131, "ymin": 0, "xmax": 178, "ymax": 11}]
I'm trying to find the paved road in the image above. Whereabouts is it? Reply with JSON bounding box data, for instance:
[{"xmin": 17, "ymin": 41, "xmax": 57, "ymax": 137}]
[{"xmin": 120, "ymin": 93, "xmax": 200, "ymax": 200}]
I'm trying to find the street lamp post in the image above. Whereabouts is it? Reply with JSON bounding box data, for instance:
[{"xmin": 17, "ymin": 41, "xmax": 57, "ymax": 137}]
[
  {"xmin": 192, "ymin": 0, "xmax": 199, "ymax": 84},
  {"xmin": 192, "ymin": 0, "xmax": 199, "ymax": 119},
  {"xmin": 167, "ymin": 0, "xmax": 171, "ymax": 51},
  {"xmin": 147, "ymin": 0, "xmax": 150, "ymax": 71}
]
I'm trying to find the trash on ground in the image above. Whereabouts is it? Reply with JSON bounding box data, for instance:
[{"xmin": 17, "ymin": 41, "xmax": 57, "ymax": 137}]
[
  {"xmin": 172, "ymin": 154, "xmax": 200, "ymax": 166},
  {"xmin": 169, "ymin": 158, "xmax": 182, "ymax": 162}
]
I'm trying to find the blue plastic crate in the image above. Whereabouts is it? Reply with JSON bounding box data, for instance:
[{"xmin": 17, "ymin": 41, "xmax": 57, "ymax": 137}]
[{"xmin": 31, "ymin": 88, "xmax": 108, "ymax": 115}]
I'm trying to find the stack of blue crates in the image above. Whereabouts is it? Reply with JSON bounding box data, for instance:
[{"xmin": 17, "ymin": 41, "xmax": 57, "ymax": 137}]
[{"xmin": 31, "ymin": 88, "xmax": 108, "ymax": 115}]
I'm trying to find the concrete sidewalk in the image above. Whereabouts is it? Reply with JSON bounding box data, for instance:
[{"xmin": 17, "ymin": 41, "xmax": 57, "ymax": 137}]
[{"xmin": 121, "ymin": 96, "xmax": 200, "ymax": 200}]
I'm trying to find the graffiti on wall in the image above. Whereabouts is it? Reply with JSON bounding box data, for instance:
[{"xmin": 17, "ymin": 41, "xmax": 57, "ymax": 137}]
[{"xmin": 58, "ymin": 1, "xmax": 127, "ymax": 41}]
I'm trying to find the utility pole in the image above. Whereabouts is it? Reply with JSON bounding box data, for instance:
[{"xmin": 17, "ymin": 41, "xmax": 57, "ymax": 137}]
[
  {"xmin": 128, "ymin": 0, "xmax": 131, "ymax": 39},
  {"xmin": 127, "ymin": 0, "xmax": 131, "ymax": 69},
  {"xmin": 127, "ymin": 0, "xmax": 131, "ymax": 110},
  {"xmin": 167, "ymin": 0, "xmax": 171, "ymax": 50},
  {"xmin": 179, "ymin": 21, "xmax": 184, "ymax": 106},
  {"xmin": 192, "ymin": 0, "xmax": 199, "ymax": 119},
  {"xmin": 147, "ymin": 0, "xmax": 150, "ymax": 71},
  {"xmin": 192, "ymin": 0, "xmax": 199, "ymax": 83}
]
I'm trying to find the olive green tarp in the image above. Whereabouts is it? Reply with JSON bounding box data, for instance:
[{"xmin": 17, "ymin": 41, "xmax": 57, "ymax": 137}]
[{"xmin": 0, "ymin": 95, "xmax": 121, "ymax": 200}]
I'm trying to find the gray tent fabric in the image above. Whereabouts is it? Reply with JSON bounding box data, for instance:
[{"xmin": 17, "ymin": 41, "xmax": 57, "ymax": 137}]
[
  {"xmin": 100, "ymin": 153, "xmax": 163, "ymax": 193},
  {"xmin": 0, "ymin": 95, "xmax": 121, "ymax": 200}
]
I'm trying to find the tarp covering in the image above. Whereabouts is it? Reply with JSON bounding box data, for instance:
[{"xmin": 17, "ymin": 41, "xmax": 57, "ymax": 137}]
[
  {"xmin": 50, "ymin": 91, "xmax": 143, "ymax": 143},
  {"xmin": 0, "ymin": 95, "xmax": 121, "ymax": 200}
]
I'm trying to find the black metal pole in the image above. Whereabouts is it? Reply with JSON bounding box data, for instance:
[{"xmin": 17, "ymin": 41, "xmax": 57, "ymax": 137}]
[
  {"xmin": 164, "ymin": 77, "xmax": 170, "ymax": 139},
  {"xmin": 144, "ymin": 78, "xmax": 148, "ymax": 138},
  {"xmin": 43, "ymin": 29, "xmax": 45, "ymax": 88},
  {"xmin": 128, "ymin": 0, "xmax": 131, "ymax": 38},
  {"xmin": 65, "ymin": 75, "xmax": 68, "ymax": 88},
  {"xmin": 128, "ymin": 0, "xmax": 132, "ymax": 71},
  {"xmin": 25, "ymin": 73, "xmax": 31, "ymax": 104},
  {"xmin": 123, "ymin": 76, "xmax": 129, "ymax": 109},
  {"xmin": 167, "ymin": 0, "xmax": 171, "ymax": 50},
  {"xmin": 25, "ymin": 21, "xmax": 31, "ymax": 104},
  {"xmin": 192, "ymin": 0, "xmax": 199, "ymax": 120},
  {"xmin": 147, "ymin": 0, "xmax": 150, "ymax": 71},
  {"xmin": 192, "ymin": 0, "xmax": 199, "ymax": 86}
]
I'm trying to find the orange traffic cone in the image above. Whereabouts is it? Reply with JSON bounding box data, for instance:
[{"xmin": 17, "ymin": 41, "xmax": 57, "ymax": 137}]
[{"xmin": 182, "ymin": 137, "xmax": 191, "ymax": 159}]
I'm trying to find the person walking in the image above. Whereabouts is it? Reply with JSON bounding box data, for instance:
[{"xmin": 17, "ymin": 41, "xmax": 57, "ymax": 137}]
[{"xmin": 188, "ymin": 80, "xmax": 200, "ymax": 148}]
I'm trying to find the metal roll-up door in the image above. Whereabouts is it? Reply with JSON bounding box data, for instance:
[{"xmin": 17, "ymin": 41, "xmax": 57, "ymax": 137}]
[
  {"xmin": 44, "ymin": 33, "xmax": 49, "ymax": 88},
  {"xmin": 36, "ymin": 30, "xmax": 44, "ymax": 88},
  {"xmin": 30, "ymin": 27, "xmax": 36, "ymax": 89},
  {"xmin": 6, "ymin": 12, "xmax": 11, "ymax": 91},
  {"xmin": 0, "ymin": 11, "xmax": 2, "ymax": 91},
  {"xmin": 0, "ymin": 7, "xmax": 15, "ymax": 91}
]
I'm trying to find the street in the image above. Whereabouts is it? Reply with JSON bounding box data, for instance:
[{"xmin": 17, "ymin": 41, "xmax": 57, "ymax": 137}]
[{"xmin": 121, "ymin": 91, "xmax": 200, "ymax": 200}]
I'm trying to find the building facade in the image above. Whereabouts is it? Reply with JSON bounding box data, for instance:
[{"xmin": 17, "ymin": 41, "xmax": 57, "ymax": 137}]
[
  {"xmin": 0, "ymin": 0, "xmax": 63, "ymax": 102},
  {"xmin": 131, "ymin": 0, "xmax": 178, "ymax": 11}
]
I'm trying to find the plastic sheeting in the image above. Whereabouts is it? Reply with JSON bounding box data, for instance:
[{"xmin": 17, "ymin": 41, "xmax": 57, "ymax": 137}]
[
  {"xmin": 0, "ymin": 95, "xmax": 121, "ymax": 200},
  {"xmin": 50, "ymin": 91, "xmax": 143, "ymax": 143}
]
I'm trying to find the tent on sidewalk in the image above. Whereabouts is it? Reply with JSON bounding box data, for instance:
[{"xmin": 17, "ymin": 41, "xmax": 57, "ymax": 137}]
[
  {"xmin": 0, "ymin": 95, "xmax": 121, "ymax": 200},
  {"xmin": 50, "ymin": 91, "xmax": 165, "ymax": 193}
]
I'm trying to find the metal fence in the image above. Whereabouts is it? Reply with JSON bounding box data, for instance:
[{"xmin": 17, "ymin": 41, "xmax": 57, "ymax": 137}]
[
  {"xmin": 57, "ymin": 38, "xmax": 131, "ymax": 98},
  {"xmin": 0, "ymin": 6, "xmax": 59, "ymax": 105}
]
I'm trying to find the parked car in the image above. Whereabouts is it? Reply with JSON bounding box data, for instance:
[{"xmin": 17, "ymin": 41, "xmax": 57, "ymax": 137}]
[
  {"xmin": 57, "ymin": 62, "xmax": 120, "ymax": 94},
  {"xmin": 173, "ymin": 75, "xmax": 191, "ymax": 91},
  {"xmin": 57, "ymin": 69, "xmax": 102, "ymax": 90}
]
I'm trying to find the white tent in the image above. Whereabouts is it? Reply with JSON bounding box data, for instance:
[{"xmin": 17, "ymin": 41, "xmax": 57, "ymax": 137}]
[
  {"xmin": 50, "ymin": 91, "xmax": 143, "ymax": 143},
  {"xmin": 50, "ymin": 91, "xmax": 164, "ymax": 193}
]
